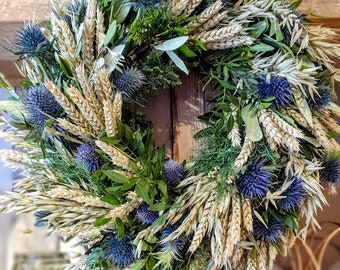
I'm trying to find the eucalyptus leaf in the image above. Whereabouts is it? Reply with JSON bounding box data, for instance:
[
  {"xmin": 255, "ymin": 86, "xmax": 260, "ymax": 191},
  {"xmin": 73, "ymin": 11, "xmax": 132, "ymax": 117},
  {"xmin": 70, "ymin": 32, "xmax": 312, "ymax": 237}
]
[
  {"xmin": 154, "ymin": 36, "xmax": 189, "ymax": 51},
  {"xmin": 241, "ymin": 104, "xmax": 263, "ymax": 142},
  {"xmin": 251, "ymin": 43, "xmax": 275, "ymax": 52},
  {"xmin": 104, "ymin": 21, "xmax": 117, "ymax": 46},
  {"xmin": 251, "ymin": 21, "xmax": 267, "ymax": 39},
  {"xmin": 166, "ymin": 51, "xmax": 189, "ymax": 75}
]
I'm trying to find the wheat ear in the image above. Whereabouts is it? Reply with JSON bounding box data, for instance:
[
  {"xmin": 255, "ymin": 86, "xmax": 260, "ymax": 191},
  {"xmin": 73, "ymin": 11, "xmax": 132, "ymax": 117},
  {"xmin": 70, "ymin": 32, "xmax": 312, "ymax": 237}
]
[
  {"xmin": 205, "ymin": 35, "xmax": 254, "ymax": 50},
  {"xmin": 168, "ymin": 0, "xmax": 189, "ymax": 18},
  {"xmin": 183, "ymin": 0, "xmax": 203, "ymax": 18},
  {"xmin": 187, "ymin": 0, "xmax": 224, "ymax": 32},
  {"xmin": 103, "ymin": 99, "xmax": 118, "ymax": 137},
  {"xmin": 311, "ymin": 118, "xmax": 332, "ymax": 149},
  {"xmin": 45, "ymin": 81, "xmax": 93, "ymax": 133},
  {"xmin": 67, "ymin": 86, "xmax": 105, "ymax": 134},
  {"xmin": 82, "ymin": 0, "xmax": 97, "ymax": 70},
  {"xmin": 193, "ymin": 24, "xmax": 242, "ymax": 43},
  {"xmin": 233, "ymin": 137, "xmax": 254, "ymax": 171},
  {"xmin": 57, "ymin": 118, "xmax": 94, "ymax": 140}
]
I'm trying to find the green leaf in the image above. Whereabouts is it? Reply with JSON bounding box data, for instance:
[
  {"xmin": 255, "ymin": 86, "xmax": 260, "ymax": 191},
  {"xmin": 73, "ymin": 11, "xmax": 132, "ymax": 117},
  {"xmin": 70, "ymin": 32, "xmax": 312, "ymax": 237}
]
[
  {"xmin": 251, "ymin": 21, "xmax": 267, "ymax": 39},
  {"xmin": 132, "ymin": 260, "xmax": 146, "ymax": 270},
  {"xmin": 0, "ymin": 72, "xmax": 12, "ymax": 90},
  {"xmin": 116, "ymin": 217, "xmax": 125, "ymax": 240},
  {"xmin": 216, "ymin": 78, "xmax": 236, "ymax": 90},
  {"xmin": 100, "ymin": 137, "xmax": 121, "ymax": 145},
  {"xmin": 178, "ymin": 45, "xmax": 197, "ymax": 57},
  {"xmin": 57, "ymin": 55, "xmax": 72, "ymax": 76},
  {"xmin": 94, "ymin": 215, "xmax": 111, "ymax": 227},
  {"xmin": 100, "ymin": 194, "xmax": 120, "ymax": 205},
  {"xmin": 241, "ymin": 104, "xmax": 263, "ymax": 142},
  {"xmin": 251, "ymin": 43, "xmax": 275, "ymax": 52},
  {"xmin": 104, "ymin": 21, "xmax": 117, "ymax": 46},
  {"xmin": 154, "ymin": 36, "xmax": 189, "ymax": 51},
  {"xmin": 121, "ymin": 177, "xmax": 137, "ymax": 191},
  {"xmin": 157, "ymin": 180, "xmax": 168, "ymax": 197},
  {"xmin": 275, "ymin": 29, "xmax": 284, "ymax": 42},
  {"xmin": 103, "ymin": 170, "xmax": 128, "ymax": 184},
  {"xmin": 148, "ymin": 202, "xmax": 169, "ymax": 211},
  {"xmin": 226, "ymin": 116, "xmax": 235, "ymax": 133},
  {"xmin": 136, "ymin": 182, "xmax": 152, "ymax": 205},
  {"xmin": 166, "ymin": 51, "xmax": 189, "ymax": 75},
  {"xmin": 112, "ymin": 1, "xmax": 131, "ymax": 24}
]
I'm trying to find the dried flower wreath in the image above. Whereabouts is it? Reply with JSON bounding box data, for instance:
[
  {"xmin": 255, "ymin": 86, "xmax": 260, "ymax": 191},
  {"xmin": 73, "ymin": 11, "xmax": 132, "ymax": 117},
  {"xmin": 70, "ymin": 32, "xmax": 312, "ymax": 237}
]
[{"xmin": 0, "ymin": 0, "xmax": 340, "ymax": 269}]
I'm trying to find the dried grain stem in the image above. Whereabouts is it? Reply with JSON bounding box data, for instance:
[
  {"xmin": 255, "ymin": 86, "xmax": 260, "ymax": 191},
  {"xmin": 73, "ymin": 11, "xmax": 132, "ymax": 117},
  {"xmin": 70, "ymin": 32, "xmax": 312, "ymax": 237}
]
[
  {"xmin": 82, "ymin": 0, "xmax": 97, "ymax": 70},
  {"xmin": 233, "ymin": 137, "xmax": 254, "ymax": 171}
]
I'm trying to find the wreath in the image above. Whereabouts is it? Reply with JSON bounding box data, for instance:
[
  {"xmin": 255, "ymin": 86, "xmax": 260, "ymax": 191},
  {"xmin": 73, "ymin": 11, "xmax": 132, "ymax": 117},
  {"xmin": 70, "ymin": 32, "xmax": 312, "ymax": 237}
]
[{"xmin": 0, "ymin": 0, "xmax": 340, "ymax": 269}]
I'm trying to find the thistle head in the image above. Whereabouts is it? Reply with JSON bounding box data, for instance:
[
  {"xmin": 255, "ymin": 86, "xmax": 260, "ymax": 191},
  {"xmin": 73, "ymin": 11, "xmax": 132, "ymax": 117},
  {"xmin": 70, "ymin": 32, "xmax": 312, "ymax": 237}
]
[
  {"xmin": 235, "ymin": 158, "xmax": 271, "ymax": 199},
  {"xmin": 164, "ymin": 160, "xmax": 185, "ymax": 183},
  {"xmin": 34, "ymin": 211, "xmax": 51, "ymax": 227},
  {"xmin": 277, "ymin": 176, "xmax": 305, "ymax": 211},
  {"xmin": 137, "ymin": 202, "xmax": 159, "ymax": 224},
  {"xmin": 320, "ymin": 156, "xmax": 340, "ymax": 184},
  {"xmin": 257, "ymin": 76, "xmax": 294, "ymax": 109},
  {"xmin": 15, "ymin": 22, "xmax": 50, "ymax": 59},
  {"xmin": 161, "ymin": 224, "xmax": 184, "ymax": 258},
  {"xmin": 308, "ymin": 87, "xmax": 332, "ymax": 109},
  {"xmin": 104, "ymin": 233, "xmax": 134, "ymax": 267},
  {"xmin": 253, "ymin": 211, "xmax": 285, "ymax": 243},
  {"xmin": 64, "ymin": 0, "xmax": 87, "ymax": 28},
  {"xmin": 24, "ymin": 85, "xmax": 63, "ymax": 129},
  {"xmin": 114, "ymin": 67, "xmax": 145, "ymax": 101},
  {"xmin": 75, "ymin": 143, "xmax": 101, "ymax": 173},
  {"xmin": 130, "ymin": 0, "xmax": 160, "ymax": 11}
]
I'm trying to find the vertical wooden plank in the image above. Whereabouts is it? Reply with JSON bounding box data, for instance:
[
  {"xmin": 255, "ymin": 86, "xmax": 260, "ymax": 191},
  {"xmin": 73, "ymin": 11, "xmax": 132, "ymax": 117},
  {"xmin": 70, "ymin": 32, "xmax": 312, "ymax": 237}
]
[
  {"xmin": 172, "ymin": 73, "xmax": 209, "ymax": 162},
  {"xmin": 145, "ymin": 89, "xmax": 173, "ymax": 158}
]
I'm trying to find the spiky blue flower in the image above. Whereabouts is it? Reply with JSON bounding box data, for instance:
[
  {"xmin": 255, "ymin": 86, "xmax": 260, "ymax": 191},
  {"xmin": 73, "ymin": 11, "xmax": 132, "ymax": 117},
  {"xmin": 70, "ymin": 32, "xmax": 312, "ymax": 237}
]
[
  {"xmin": 130, "ymin": 0, "xmax": 160, "ymax": 11},
  {"xmin": 320, "ymin": 157, "xmax": 340, "ymax": 184},
  {"xmin": 105, "ymin": 233, "xmax": 134, "ymax": 267},
  {"xmin": 34, "ymin": 211, "xmax": 51, "ymax": 227},
  {"xmin": 164, "ymin": 160, "xmax": 184, "ymax": 183},
  {"xmin": 137, "ymin": 202, "xmax": 159, "ymax": 224},
  {"xmin": 24, "ymin": 85, "xmax": 63, "ymax": 129},
  {"xmin": 308, "ymin": 87, "xmax": 332, "ymax": 109},
  {"xmin": 114, "ymin": 67, "xmax": 145, "ymax": 100},
  {"xmin": 235, "ymin": 159, "xmax": 271, "ymax": 199},
  {"xmin": 257, "ymin": 76, "xmax": 294, "ymax": 109},
  {"xmin": 277, "ymin": 177, "xmax": 305, "ymax": 211},
  {"xmin": 64, "ymin": 0, "xmax": 87, "ymax": 28},
  {"xmin": 15, "ymin": 22, "xmax": 50, "ymax": 59},
  {"xmin": 161, "ymin": 224, "xmax": 184, "ymax": 258},
  {"xmin": 253, "ymin": 212, "xmax": 285, "ymax": 243},
  {"xmin": 75, "ymin": 143, "xmax": 101, "ymax": 173}
]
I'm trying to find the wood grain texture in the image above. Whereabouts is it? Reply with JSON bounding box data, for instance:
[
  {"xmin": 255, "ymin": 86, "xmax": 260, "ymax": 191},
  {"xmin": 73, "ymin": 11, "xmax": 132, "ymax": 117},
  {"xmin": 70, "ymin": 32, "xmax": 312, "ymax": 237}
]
[{"xmin": 145, "ymin": 90, "xmax": 173, "ymax": 158}]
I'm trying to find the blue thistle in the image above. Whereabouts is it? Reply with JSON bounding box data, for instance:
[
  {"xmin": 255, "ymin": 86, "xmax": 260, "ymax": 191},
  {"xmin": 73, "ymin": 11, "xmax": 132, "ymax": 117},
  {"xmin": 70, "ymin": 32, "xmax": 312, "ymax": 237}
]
[
  {"xmin": 114, "ymin": 67, "xmax": 145, "ymax": 100},
  {"xmin": 235, "ymin": 159, "xmax": 271, "ymax": 199},
  {"xmin": 308, "ymin": 87, "xmax": 332, "ymax": 109},
  {"xmin": 75, "ymin": 143, "xmax": 101, "ymax": 173},
  {"xmin": 24, "ymin": 85, "xmax": 63, "ymax": 129},
  {"xmin": 257, "ymin": 76, "xmax": 295, "ymax": 109},
  {"xmin": 137, "ymin": 202, "xmax": 159, "ymax": 224},
  {"xmin": 34, "ymin": 211, "xmax": 51, "ymax": 227},
  {"xmin": 277, "ymin": 176, "xmax": 305, "ymax": 211},
  {"xmin": 253, "ymin": 212, "xmax": 285, "ymax": 243},
  {"xmin": 104, "ymin": 233, "xmax": 134, "ymax": 267},
  {"xmin": 320, "ymin": 157, "xmax": 340, "ymax": 184},
  {"xmin": 161, "ymin": 224, "xmax": 184, "ymax": 258},
  {"xmin": 164, "ymin": 160, "xmax": 184, "ymax": 183},
  {"xmin": 130, "ymin": 0, "xmax": 160, "ymax": 11},
  {"xmin": 15, "ymin": 22, "xmax": 50, "ymax": 59},
  {"xmin": 64, "ymin": 0, "xmax": 87, "ymax": 28}
]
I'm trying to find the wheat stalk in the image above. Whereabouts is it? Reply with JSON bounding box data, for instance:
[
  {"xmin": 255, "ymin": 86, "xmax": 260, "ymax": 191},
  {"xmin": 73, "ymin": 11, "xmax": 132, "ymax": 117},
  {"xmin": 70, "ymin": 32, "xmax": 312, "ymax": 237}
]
[
  {"xmin": 233, "ymin": 137, "xmax": 254, "ymax": 171},
  {"xmin": 75, "ymin": 64, "xmax": 102, "ymax": 116},
  {"xmin": 113, "ymin": 92, "xmax": 123, "ymax": 121},
  {"xmin": 57, "ymin": 118, "xmax": 94, "ymax": 140},
  {"xmin": 183, "ymin": 0, "xmax": 203, "ymax": 18},
  {"xmin": 45, "ymin": 81, "xmax": 93, "ymax": 133},
  {"xmin": 96, "ymin": 7, "xmax": 106, "ymax": 53},
  {"xmin": 242, "ymin": 198, "xmax": 253, "ymax": 232},
  {"xmin": 103, "ymin": 99, "xmax": 118, "ymax": 137},
  {"xmin": 82, "ymin": 0, "xmax": 97, "ymax": 71},
  {"xmin": 67, "ymin": 86, "xmax": 105, "ymax": 134},
  {"xmin": 311, "ymin": 118, "xmax": 332, "ymax": 149},
  {"xmin": 193, "ymin": 24, "xmax": 243, "ymax": 43},
  {"xmin": 187, "ymin": 0, "xmax": 224, "ymax": 32},
  {"xmin": 96, "ymin": 140, "xmax": 132, "ymax": 170},
  {"xmin": 205, "ymin": 35, "xmax": 254, "ymax": 50},
  {"xmin": 188, "ymin": 193, "xmax": 215, "ymax": 253}
]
